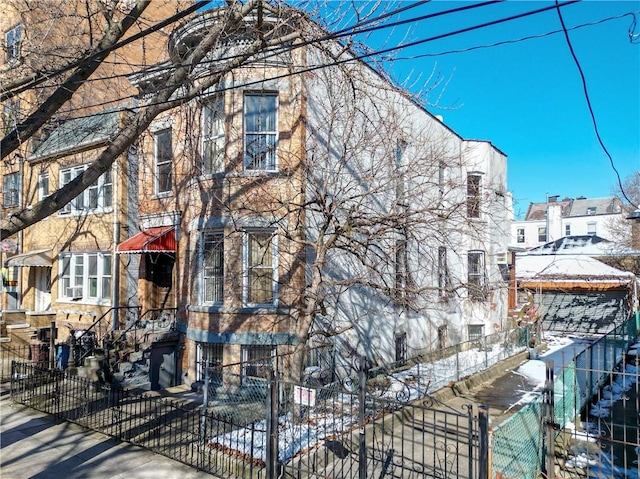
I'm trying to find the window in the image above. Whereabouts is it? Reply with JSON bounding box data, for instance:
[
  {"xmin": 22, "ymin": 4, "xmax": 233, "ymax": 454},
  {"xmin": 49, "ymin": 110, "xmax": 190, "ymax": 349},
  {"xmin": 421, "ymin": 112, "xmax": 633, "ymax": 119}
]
[
  {"xmin": 202, "ymin": 96, "xmax": 225, "ymax": 174},
  {"xmin": 196, "ymin": 343, "xmax": 223, "ymax": 383},
  {"xmin": 38, "ymin": 173, "xmax": 49, "ymax": 201},
  {"xmin": 2, "ymin": 98, "xmax": 20, "ymax": 129},
  {"xmin": 587, "ymin": 206, "xmax": 596, "ymax": 216},
  {"xmin": 155, "ymin": 129, "xmax": 172, "ymax": 194},
  {"xmin": 587, "ymin": 222, "xmax": 597, "ymax": 236},
  {"xmin": 438, "ymin": 246, "xmax": 450, "ymax": 298},
  {"xmin": 467, "ymin": 250, "xmax": 486, "ymax": 301},
  {"xmin": 395, "ymin": 238, "xmax": 408, "ymax": 298},
  {"xmin": 438, "ymin": 160, "xmax": 446, "ymax": 197},
  {"xmin": 59, "ymin": 165, "xmax": 112, "ymax": 215},
  {"xmin": 244, "ymin": 93, "xmax": 277, "ymax": 170},
  {"xmin": 467, "ymin": 174, "xmax": 481, "ymax": 218},
  {"xmin": 395, "ymin": 332, "xmax": 407, "ymax": 363},
  {"xmin": 516, "ymin": 228, "xmax": 525, "ymax": 243},
  {"xmin": 537, "ymin": 226, "xmax": 547, "ymax": 243},
  {"xmin": 59, "ymin": 252, "xmax": 111, "ymax": 302},
  {"xmin": 468, "ymin": 324, "xmax": 484, "ymax": 342},
  {"xmin": 202, "ymin": 232, "xmax": 224, "ymax": 303},
  {"xmin": 5, "ymin": 24, "xmax": 22, "ymax": 63},
  {"xmin": 241, "ymin": 345, "xmax": 274, "ymax": 380},
  {"xmin": 565, "ymin": 224, "xmax": 571, "ymax": 236},
  {"xmin": 3, "ymin": 172, "xmax": 19, "ymax": 207},
  {"xmin": 245, "ymin": 231, "xmax": 276, "ymax": 305}
]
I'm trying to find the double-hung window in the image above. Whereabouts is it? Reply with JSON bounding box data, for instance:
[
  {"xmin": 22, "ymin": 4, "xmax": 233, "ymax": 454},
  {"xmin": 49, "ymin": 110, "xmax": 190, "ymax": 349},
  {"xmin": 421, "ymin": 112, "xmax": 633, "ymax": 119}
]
[
  {"xmin": 467, "ymin": 250, "xmax": 486, "ymax": 301},
  {"xmin": 155, "ymin": 128, "xmax": 172, "ymax": 194},
  {"xmin": 59, "ymin": 252, "xmax": 111, "ymax": 302},
  {"xmin": 5, "ymin": 24, "xmax": 22, "ymax": 63},
  {"xmin": 202, "ymin": 232, "xmax": 224, "ymax": 303},
  {"xmin": 516, "ymin": 228, "xmax": 525, "ymax": 244},
  {"xmin": 438, "ymin": 246, "xmax": 451, "ymax": 298},
  {"xmin": 38, "ymin": 172, "xmax": 49, "ymax": 201},
  {"xmin": 467, "ymin": 174, "xmax": 481, "ymax": 218},
  {"xmin": 244, "ymin": 93, "xmax": 277, "ymax": 171},
  {"xmin": 245, "ymin": 230, "xmax": 276, "ymax": 305},
  {"xmin": 202, "ymin": 96, "xmax": 225, "ymax": 174},
  {"xmin": 59, "ymin": 165, "xmax": 112, "ymax": 215},
  {"xmin": 537, "ymin": 226, "xmax": 547, "ymax": 243},
  {"xmin": 3, "ymin": 172, "xmax": 19, "ymax": 207}
]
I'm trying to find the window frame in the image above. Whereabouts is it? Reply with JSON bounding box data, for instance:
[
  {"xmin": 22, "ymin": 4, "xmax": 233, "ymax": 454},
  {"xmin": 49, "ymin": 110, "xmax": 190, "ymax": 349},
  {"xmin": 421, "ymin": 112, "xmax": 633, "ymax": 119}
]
[
  {"xmin": 466, "ymin": 173, "xmax": 481, "ymax": 219},
  {"xmin": 565, "ymin": 223, "xmax": 571, "ymax": 236},
  {"xmin": 154, "ymin": 128, "xmax": 173, "ymax": 195},
  {"xmin": 58, "ymin": 164, "xmax": 112, "ymax": 215},
  {"xmin": 537, "ymin": 226, "xmax": 547, "ymax": 243},
  {"xmin": 58, "ymin": 252, "xmax": 112, "ymax": 303},
  {"xmin": 196, "ymin": 342, "xmax": 224, "ymax": 383},
  {"xmin": 241, "ymin": 344, "xmax": 275, "ymax": 381},
  {"xmin": 243, "ymin": 92, "xmax": 278, "ymax": 171},
  {"xmin": 202, "ymin": 95, "xmax": 225, "ymax": 174},
  {"xmin": 3, "ymin": 171, "xmax": 19, "ymax": 207},
  {"xmin": 5, "ymin": 24, "xmax": 22, "ymax": 63},
  {"xmin": 243, "ymin": 230, "xmax": 278, "ymax": 306},
  {"xmin": 468, "ymin": 324, "xmax": 484, "ymax": 342},
  {"xmin": 587, "ymin": 222, "xmax": 597, "ymax": 236},
  {"xmin": 437, "ymin": 246, "xmax": 451, "ymax": 299},
  {"xmin": 201, "ymin": 231, "xmax": 224, "ymax": 304},
  {"xmin": 38, "ymin": 172, "xmax": 49, "ymax": 201},
  {"xmin": 516, "ymin": 228, "xmax": 525, "ymax": 244},
  {"xmin": 467, "ymin": 250, "xmax": 486, "ymax": 301}
]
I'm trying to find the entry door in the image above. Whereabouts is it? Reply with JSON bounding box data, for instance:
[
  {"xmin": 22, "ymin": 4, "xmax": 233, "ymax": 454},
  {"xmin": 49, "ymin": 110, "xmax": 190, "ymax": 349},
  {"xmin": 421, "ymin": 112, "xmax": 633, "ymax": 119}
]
[{"xmin": 34, "ymin": 268, "xmax": 51, "ymax": 311}]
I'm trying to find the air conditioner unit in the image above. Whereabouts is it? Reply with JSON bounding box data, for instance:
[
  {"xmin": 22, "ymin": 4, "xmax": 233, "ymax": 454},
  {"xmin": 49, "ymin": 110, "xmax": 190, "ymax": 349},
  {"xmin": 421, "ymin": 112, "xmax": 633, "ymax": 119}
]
[{"xmin": 65, "ymin": 286, "xmax": 83, "ymax": 299}]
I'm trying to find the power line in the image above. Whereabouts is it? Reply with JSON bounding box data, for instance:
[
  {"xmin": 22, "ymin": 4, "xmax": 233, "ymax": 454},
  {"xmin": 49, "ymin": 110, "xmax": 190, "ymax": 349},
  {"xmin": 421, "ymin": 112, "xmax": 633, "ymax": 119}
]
[
  {"xmin": 19, "ymin": 0, "xmax": 582, "ymax": 121},
  {"xmin": 554, "ymin": 1, "xmax": 638, "ymax": 208},
  {"xmin": 0, "ymin": 1, "xmax": 212, "ymax": 102}
]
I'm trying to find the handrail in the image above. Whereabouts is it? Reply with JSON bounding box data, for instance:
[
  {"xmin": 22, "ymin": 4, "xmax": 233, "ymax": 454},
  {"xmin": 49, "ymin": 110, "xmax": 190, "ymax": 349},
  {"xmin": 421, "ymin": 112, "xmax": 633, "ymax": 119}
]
[{"xmin": 72, "ymin": 306, "xmax": 142, "ymax": 344}]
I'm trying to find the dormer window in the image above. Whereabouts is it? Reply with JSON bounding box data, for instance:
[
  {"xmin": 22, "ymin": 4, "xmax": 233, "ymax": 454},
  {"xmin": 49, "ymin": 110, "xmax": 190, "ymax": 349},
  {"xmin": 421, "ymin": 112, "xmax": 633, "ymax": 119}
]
[{"xmin": 587, "ymin": 206, "xmax": 596, "ymax": 215}]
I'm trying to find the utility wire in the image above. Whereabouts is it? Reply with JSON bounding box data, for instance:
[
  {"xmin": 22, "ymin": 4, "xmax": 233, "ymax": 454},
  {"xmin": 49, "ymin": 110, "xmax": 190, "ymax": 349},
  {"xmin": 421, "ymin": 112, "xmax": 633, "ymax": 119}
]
[
  {"xmin": 14, "ymin": 0, "xmax": 580, "ymax": 121},
  {"xmin": 554, "ymin": 1, "xmax": 638, "ymax": 209},
  {"xmin": 0, "ymin": 1, "xmax": 212, "ymax": 101}
]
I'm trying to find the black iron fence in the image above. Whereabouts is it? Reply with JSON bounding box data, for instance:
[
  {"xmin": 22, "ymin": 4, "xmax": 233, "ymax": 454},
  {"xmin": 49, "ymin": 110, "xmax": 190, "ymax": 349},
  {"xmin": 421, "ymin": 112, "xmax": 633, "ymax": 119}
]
[{"xmin": 0, "ymin": 344, "xmax": 30, "ymax": 382}]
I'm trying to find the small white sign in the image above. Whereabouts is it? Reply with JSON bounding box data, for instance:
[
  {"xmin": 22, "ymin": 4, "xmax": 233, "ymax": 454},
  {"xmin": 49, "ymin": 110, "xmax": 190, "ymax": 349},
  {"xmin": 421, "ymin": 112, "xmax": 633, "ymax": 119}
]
[{"xmin": 293, "ymin": 385, "xmax": 316, "ymax": 406}]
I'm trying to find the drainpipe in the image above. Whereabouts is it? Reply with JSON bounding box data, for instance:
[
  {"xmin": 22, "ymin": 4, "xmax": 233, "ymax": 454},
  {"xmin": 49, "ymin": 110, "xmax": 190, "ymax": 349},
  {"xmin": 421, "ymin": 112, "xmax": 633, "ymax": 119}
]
[{"xmin": 111, "ymin": 138, "xmax": 121, "ymax": 331}]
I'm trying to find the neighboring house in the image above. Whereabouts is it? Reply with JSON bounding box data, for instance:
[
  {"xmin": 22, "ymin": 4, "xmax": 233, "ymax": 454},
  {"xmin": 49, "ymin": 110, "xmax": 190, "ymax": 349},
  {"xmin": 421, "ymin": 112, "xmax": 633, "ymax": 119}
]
[
  {"xmin": 515, "ymin": 235, "xmax": 639, "ymax": 335},
  {"xmin": 511, "ymin": 196, "xmax": 624, "ymax": 249},
  {"xmin": 2, "ymin": 5, "xmax": 512, "ymax": 388}
]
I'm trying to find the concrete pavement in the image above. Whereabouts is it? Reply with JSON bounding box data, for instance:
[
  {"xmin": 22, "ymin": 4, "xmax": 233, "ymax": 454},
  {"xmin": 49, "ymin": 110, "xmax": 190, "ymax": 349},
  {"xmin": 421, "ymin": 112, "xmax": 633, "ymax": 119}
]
[{"xmin": 0, "ymin": 389, "xmax": 213, "ymax": 479}]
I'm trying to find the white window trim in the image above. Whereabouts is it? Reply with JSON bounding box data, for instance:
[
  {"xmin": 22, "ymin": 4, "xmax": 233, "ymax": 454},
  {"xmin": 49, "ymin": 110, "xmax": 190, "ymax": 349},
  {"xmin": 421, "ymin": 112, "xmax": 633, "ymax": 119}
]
[
  {"xmin": 242, "ymin": 230, "xmax": 278, "ymax": 307},
  {"xmin": 243, "ymin": 92, "xmax": 278, "ymax": 171},
  {"xmin": 5, "ymin": 24, "xmax": 22, "ymax": 63},
  {"xmin": 58, "ymin": 164, "xmax": 112, "ymax": 215},
  {"xmin": 58, "ymin": 252, "xmax": 112, "ymax": 304},
  {"xmin": 3, "ymin": 171, "xmax": 20, "ymax": 207},
  {"xmin": 200, "ymin": 230, "xmax": 224, "ymax": 304},
  {"xmin": 202, "ymin": 95, "xmax": 225, "ymax": 175},
  {"xmin": 154, "ymin": 128, "xmax": 173, "ymax": 196}
]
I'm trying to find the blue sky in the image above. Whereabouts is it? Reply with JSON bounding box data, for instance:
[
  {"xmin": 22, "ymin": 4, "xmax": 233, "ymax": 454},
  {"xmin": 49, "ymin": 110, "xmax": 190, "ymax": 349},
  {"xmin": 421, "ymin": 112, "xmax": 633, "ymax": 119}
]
[{"xmin": 345, "ymin": 1, "xmax": 640, "ymax": 219}]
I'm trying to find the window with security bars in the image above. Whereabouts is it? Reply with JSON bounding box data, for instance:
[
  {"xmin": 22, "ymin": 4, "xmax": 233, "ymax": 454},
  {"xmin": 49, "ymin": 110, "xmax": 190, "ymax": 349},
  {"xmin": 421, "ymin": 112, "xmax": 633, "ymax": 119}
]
[
  {"xmin": 196, "ymin": 343, "xmax": 223, "ymax": 382},
  {"xmin": 468, "ymin": 324, "xmax": 484, "ymax": 342},
  {"xmin": 202, "ymin": 232, "xmax": 224, "ymax": 303},
  {"xmin": 202, "ymin": 95, "xmax": 225, "ymax": 174},
  {"xmin": 245, "ymin": 231, "xmax": 275, "ymax": 304},
  {"xmin": 241, "ymin": 345, "xmax": 274, "ymax": 380},
  {"xmin": 467, "ymin": 250, "xmax": 486, "ymax": 301},
  {"xmin": 244, "ymin": 93, "xmax": 277, "ymax": 170}
]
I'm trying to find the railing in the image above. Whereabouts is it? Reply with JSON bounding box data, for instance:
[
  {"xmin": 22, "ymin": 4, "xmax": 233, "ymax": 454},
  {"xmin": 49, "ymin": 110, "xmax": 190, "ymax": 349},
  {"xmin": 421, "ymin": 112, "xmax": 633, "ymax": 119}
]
[{"xmin": 0, "ymin": 345, "xmax": 31, "ymax": 382}]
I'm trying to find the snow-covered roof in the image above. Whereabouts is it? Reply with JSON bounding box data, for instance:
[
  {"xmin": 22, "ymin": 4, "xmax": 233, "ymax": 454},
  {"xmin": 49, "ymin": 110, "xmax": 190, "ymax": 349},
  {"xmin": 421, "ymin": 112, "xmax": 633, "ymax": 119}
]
[
  {"xmin": 516, "ymin": 254, "xmax": 635, "ymax": 281},
  {"xmin": 523, "ymin": 235, "xmax": 640, "ymax": 257}
]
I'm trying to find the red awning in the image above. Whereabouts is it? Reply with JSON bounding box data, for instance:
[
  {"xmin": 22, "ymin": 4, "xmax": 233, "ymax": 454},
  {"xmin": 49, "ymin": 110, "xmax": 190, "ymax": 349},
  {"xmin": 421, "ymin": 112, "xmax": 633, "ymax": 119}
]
[{"xmin": 116, "ymin": 226, "xmax": 176, "ymax": 254}]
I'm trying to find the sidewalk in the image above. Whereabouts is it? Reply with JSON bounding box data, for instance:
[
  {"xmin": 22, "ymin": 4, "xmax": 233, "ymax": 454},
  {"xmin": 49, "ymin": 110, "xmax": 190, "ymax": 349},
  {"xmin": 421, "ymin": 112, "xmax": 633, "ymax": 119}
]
[{"xmin": 0, "ymin": 388, "xmax": 213, "ymax": 479}]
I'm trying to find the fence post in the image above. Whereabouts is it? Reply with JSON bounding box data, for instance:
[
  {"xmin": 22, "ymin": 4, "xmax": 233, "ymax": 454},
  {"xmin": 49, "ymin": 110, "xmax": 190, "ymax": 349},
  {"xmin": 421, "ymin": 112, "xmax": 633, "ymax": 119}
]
[
  {"xmin": 543, "ymin": 361, "xmax": 555, "ymax": 478},
  {"xmin": 200, "ymin": 352, "xmax": 209, "ymax": 470},
  {"xmin": 478, "ymin": 404, "xmax": 489, "ymax": 479},
  {"xmin": 266, "ymin": 369, "xmax": 279, "ymax": 479},
  {"xmin": 358, "ymin": 355, "xmax": 367, "ymax": 479}
]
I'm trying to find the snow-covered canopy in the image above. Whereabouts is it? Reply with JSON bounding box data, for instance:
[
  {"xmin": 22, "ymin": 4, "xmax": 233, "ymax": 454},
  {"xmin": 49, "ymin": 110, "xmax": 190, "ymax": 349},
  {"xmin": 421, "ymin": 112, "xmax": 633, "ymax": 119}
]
[{"xmin": 516, "ymin": 254, "xmax": 635, "ymax": 282}]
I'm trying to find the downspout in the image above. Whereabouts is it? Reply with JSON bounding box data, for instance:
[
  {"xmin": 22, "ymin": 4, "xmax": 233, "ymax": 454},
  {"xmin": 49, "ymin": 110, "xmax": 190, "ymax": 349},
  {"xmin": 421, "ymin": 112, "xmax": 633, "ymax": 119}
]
[{"xmin": 111, "ymin": 135, "xmax": 121, "ymax": 331}]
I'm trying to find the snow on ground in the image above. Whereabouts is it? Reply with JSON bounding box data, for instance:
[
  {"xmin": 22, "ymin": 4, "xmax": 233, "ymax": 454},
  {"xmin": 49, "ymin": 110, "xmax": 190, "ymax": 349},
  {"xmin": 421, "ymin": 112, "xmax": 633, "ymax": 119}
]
[{"xmin": 208, "ymin": 341, "xmax": 526, "ymax": 462}]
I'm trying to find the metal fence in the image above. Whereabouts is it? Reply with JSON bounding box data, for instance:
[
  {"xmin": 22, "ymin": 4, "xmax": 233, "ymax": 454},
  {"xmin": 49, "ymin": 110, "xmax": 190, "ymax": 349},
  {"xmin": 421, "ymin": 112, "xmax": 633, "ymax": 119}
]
[
  {"xmin": 491, "ymin": 313, "xmax": 640, "ymax": 479},
  {"xmin": 7, "ymin": 325, "xmax": 534, "ymax": 479},
  {"xmin": 0, "ymin": 344, "xmax": 30, "ymax": 381}
]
